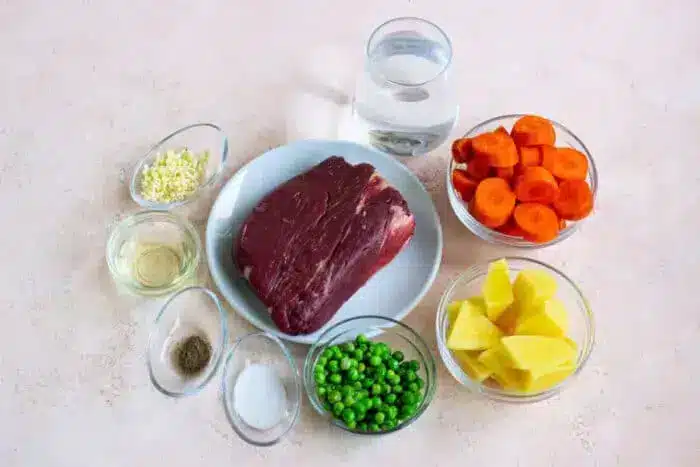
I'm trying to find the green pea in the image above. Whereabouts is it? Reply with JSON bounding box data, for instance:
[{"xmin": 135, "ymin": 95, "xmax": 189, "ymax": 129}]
[
  {"xmin": 384, "ymin": 419, "xmax": 398, "ymax": 430},
  {"xmin": 353, "ymin": 349, "xmax": 364, "ymax": 361},
  {"xmin": 406, "ymin": 370, "xmax": 417, "ymax": 382},
  {"xmin": 400, "ymin": 361, "xmax": 411, "ymax": 371},
  {"xmin": 327, "ymin": 360, "xmax": 340, "ymax": 373},
  {"xmin": 416, "ymin": 377, "xmax": 425, "ymax": 389},
  {"xmin": 365, "ymin": 367, "xmax": 376, "ymax": 378},
  {"xmin": 387, "ymin": 406, "xmax": 399, "ymax": 420},
  {"xmin": 314, "ymin": 372, "xmax": 326, "ymax": 384},
  {"xmin": 357, "ymin": 362, "xmax": 366, "ymax": 373},
  {"xmin": 402, "ymin": 392, "xmax": 417, "ymax": 405},
  {"xmin": 371, "ymin": 345, "xmax": 383, "ymax": 356},
  {"xmin": 328, "ymin": 390, "xmax": 342, "ymax": 403},
  {"xmin": 387, "ymin": 359, "xmax": 399, "ymax": 371},
  {"xmin": 392, "ymin": 384, "xmax": 403, "ymax": 394},
  {"xmin": 340, "ymin": 385, "xmax": 353, "ymax": 396},
  {"xmin": 384, "ymin": 393, "xmax": 397, "ymax": 404},
  {"xmin": 340, "ymin": 357, "xmax": 352, "ymax": 371},
  {"xmin": 348, "ymin": 368, "xmax": 360, "ymax": 381},
  {"xmin": 369, "ymin": 423, "xmax": 380, "ymax": 432},
  {"xmin": 401, "ymin": 403, "xmax": 417, "ymax": 418},
  {"xmin": 369, "ymin": 356, "xmax": 382, "ymax": 367},
  {"xmin": 342, "ymin": 342, "xmax": 356, "ymax": 352},
  {"xmin": 382, "ymin": 383, "xmax": 392, "ymax": 395},
  {"xmin": 371, "ymin": 384, "xmax": 383, "ymax": 395},
  {"xmin": 407, "ymin": 382, "xmax": 419, "ymax": 393},
  {"xmin": 332, "ymin": 346, "xmax": 343, "ymax": 357},
  {"xmin": 353, "ymin": 400, "xmax": 368, "ymax": 412},
  {"xmin": 314, "ymin": 363, "xmax": 325, "ymax": 373},
  {"xmin": 317, "ymin": 386, "xmax": 327, "ymax": 398},
  {"xmin": 374, "ymin": 412, "xmax": 386, "ymax": 424},
  {"xmin": 355, "ymin": 334, "xmax": 369, "ymax": 345},
  {"xmin": 332, "ymin": 402, "xmax": 345, "ymax": 415},
  {"xmin": 343, "ymin": 394, "xmax": 356, "ymax": 406},
  {"xmin": 358, "ymin": 422, "xmax": 369, "ymax": 432},
  {"xmin": 341, "ymin": 407, "xmax": 355, "ymax": 423},
  {"xmin": 346, "ymin": 420, "xmax": 357, "ymax": 430},
  {"xmin": 322, "ymin": 348, "xmax": 334, "ymax": 359},
  {"xmin": 392, "ymin": 351, "xmax": 405, "ymax": 362},
  {"xmin": 370, "ymin": 396, "xmax": 382, "ymax": 410},
  {"xmin": 387, "ymin": 374, "xmax": 400, "ymax": 385},
  {"xmin": 409, "ymin": 360, "xmax": 420, "ymax": 371},
  {"xmin": 358, "ymin": 389, "xmax": 369, "ymax": 400},
  {"xmin": 329, "ymin": 373, "xmax": 342, "ymax": 384},
  {"xmin": 362, "ymin": 378, "xmax": 373, "ymax": 389},
  {"xmin": 375, "ymin": 366, "xmax": 387, "ymax": 379},
  {"xmin": 318, "ymin": 356, "xmax": 329, "ymax": 366},
  {"xmin": 355, "ymin": 409, "xmax": 366, "ymax": 422},
  {"xmin": 352, "ymin": 381, "xmax": 363, "ymax": 390},
  {"xmin": 323, "ymin": 400, "xmax": 332, "ymax": 411}
]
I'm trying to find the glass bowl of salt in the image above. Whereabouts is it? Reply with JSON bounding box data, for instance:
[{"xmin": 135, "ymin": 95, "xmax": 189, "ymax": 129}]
[{"xmin": 221, "ymin": 332, "xmax": 302, "ymax": 446}]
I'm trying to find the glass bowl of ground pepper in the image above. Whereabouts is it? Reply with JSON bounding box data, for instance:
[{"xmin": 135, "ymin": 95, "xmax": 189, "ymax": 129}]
[
  {"xmin": 130, "ymin": 123, "xmax": 229, "ymax": 210},
  {"xmin": 147, "ymin": 286, "xmax": 228, "ymax": 397}
]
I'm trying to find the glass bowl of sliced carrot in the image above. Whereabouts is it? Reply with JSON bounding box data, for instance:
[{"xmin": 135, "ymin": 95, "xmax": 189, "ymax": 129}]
[{"xmin": 447, "ymin": 114, "xmax": 598, "ymax": 248}]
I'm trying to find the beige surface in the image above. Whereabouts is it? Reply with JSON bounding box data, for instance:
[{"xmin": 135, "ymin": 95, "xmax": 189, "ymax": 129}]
[{"xmin": 1, "ymin": 0, "xmax": 699, "ymax": 465}]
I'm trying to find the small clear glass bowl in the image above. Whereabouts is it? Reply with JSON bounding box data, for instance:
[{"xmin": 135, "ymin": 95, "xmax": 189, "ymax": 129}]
[
  {"xmin": 436, "ymin": 257, "xmax": 595, "ymax": 403},
  {"xmin": 106, "ymin": 210, "xmax": 201, "ymax": 296},
  {"xmin": 221, "ymin": 332, "xmax": 301, "ymax": 446},
  {"xmin": 447, "ymin": 114, "xmax": 598, "ymax": 248},
  {"xmin": 147, "ymin": 286, "xmax": 228, "ymax": 397},
  {"xmin": 130, "ymin": 123, "xmax": 229, "ymax": 210},
  {"xmin": 304, "ymin": 316, "xmax": 437, "ymax": 435}
]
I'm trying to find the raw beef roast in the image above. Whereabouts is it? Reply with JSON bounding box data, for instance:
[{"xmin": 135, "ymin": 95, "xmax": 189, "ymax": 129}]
[{"xmin": 235, "ymin": 156, "xmax": 415, "ymax": 335}]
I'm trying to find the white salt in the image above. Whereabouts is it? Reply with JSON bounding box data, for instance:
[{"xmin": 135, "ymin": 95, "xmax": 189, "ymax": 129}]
[{"xmin": 233, "ymin": 363, "xmax": 286, "ymax": 430}]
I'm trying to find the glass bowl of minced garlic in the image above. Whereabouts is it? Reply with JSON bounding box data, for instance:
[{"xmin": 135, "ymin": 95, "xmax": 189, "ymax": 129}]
[{"xmin": 130, "ymin": 123, "xmax": 229, "ymax": 210}]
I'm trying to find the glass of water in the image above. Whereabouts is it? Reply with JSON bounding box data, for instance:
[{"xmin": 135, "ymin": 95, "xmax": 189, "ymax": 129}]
[{"xmin": 352, "ymin": 17, "xmax": 458, "ymax": 157}]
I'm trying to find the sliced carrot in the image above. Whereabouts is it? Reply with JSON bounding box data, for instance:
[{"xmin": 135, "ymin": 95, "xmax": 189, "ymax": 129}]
[
  {"xmin": 471, "ymin": 131, "xmax": 518, "ymax": 168},
  {"xmin": 511, "ymin": 115, "xmax": 556, "ymax": 147},
  {"xmin": 452, "ymin": 169, "xmax": 479, "ymax": 202},
  {"xmin": 514, "ymin": 166, "xmax": 560, "ymax": 204},
  {"xmin": 519, "ymin": 146, "xmax": 541, "ymax": 167},
  {"xmin": 451, "ymin": 138, "xmax": 473, "ymax": 164},
  {"xmin": 495, "ymin": 166, "xmax": 515, "ymax": 181},
  {"xmin": 470, "ymin": 177, "xmax": 516, "ymax": 228},
  {"xmin": 539, "ymin": 145, "xmax": 558, "ymax": 171},
  {"xmin": 466, "ymin": 154, "xmax": 491, "ymax": 180},
  {"xmin": 494, "ymin": 125, "xmax": 509, "ymax": 136},
  {"xmin": 553, "ymin": 179, "xmax": 594, "ymax": 220},
  {"xmin": 513, "ymin": 203, "xmax": 560, "ymax": 243},
  {"xmin": 559, "ymin": 218, "xmax": 567, "ymax": 230},
  {"xmin": 541, "ymin": 147, "xmax": 589, "ymax": 181},
  {"xmin": 496, "ymin": 219, "xmax": 526, "ymax": 237}
]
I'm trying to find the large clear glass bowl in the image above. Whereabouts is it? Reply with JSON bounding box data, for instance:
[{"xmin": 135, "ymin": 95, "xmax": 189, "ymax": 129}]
[
  {"xmin": 304, "ymin": 316, "xmax": 437, "ymax": 434},
  {"xmin": 436, "ymin": 257, "xmax": 595, "ymax": 403},
  {"xmin": 447, "ymin": 114, "xmax": 598, "ymax": 248}
]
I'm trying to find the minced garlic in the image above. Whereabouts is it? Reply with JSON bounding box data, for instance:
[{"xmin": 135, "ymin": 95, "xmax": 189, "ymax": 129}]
[{"xmin": 140, "ymin": 148, "xmax": 209, "ymax": 203}]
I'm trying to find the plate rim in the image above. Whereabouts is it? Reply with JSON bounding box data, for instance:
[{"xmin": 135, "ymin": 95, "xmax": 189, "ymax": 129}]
[{"xmin": 205, "ymin": 139, "xmax": 443, "ymax": 344}]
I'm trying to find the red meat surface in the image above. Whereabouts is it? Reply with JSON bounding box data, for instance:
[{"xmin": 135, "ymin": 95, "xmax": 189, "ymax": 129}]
[{"xmin": 235, "ymin": 156, "xmax": 415, "ymax": 335}]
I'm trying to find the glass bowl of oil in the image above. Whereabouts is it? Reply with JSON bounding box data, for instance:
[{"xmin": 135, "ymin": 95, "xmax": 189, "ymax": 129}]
[{"xmin": 106, "ymin": 210, "xmax": 201, "ymax": 296}]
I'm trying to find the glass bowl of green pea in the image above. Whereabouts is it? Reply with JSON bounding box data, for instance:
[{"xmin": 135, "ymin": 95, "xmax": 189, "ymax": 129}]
[{"xmin": 303, "ymin": 315, "xmax": 437, "ymax": 434}]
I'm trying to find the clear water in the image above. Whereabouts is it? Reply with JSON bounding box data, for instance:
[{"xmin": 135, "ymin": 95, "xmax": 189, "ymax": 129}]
[{"xmin": 353, "ymin": 35, "xmax": 458, "ymax": 156}]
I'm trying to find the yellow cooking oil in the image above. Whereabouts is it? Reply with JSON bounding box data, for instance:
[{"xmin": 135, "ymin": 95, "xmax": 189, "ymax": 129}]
[{"xmin": 130, "ymin": 243, "xmax": 184, "ymax": 288}]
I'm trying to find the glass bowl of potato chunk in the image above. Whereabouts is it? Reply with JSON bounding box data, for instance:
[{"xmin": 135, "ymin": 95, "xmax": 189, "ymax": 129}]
[{"xmin": 435, "ymin": 257, "xmax": 595, "ymax": 403}]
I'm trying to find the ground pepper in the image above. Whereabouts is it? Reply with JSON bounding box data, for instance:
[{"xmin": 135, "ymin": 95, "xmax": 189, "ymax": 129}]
[{"xmin": 173, "ymin": 335, "xmax": 211, "ymax": 377}]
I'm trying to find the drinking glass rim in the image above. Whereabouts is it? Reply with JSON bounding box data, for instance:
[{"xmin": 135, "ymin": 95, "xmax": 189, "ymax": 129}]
[{"xmin": 365, "ymin": 16, "xmax": 453, "ymax": 87}]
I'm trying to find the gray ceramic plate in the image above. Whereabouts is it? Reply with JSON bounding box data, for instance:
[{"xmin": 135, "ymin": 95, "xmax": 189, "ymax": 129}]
[{"xmin": 206, "ymin": 140, "xmax": 443, "ymax": 344}]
